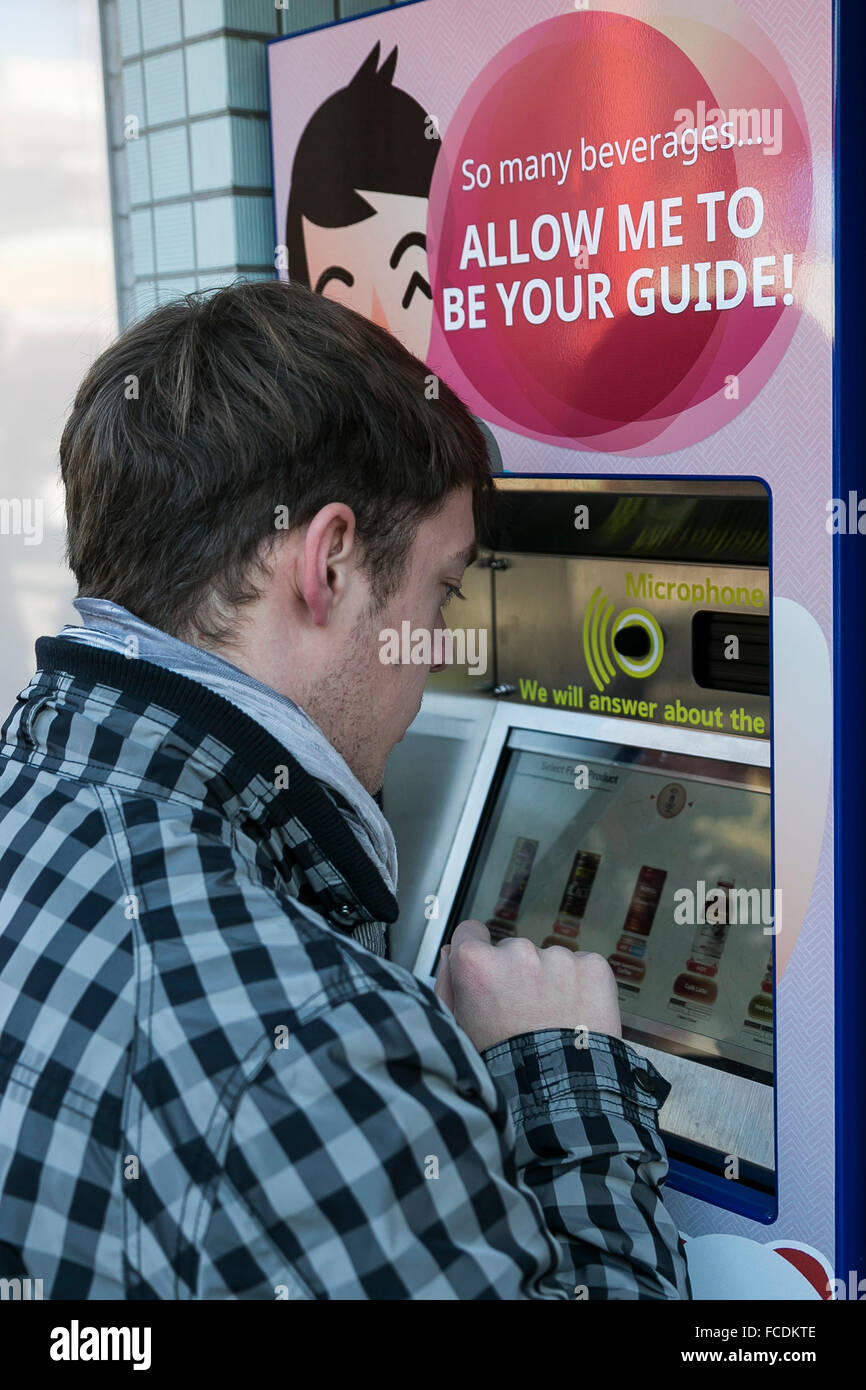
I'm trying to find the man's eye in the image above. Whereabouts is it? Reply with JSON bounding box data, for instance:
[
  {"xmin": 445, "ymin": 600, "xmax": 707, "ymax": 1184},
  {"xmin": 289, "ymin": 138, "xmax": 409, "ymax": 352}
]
[{"xmin": 442, "ymin": 585, "xmax": 466, "ymax": 608}]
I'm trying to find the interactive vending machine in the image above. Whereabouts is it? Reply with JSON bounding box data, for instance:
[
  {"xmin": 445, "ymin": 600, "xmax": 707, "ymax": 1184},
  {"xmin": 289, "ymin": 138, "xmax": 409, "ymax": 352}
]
[
  {"xmin": 269, "ymin": 0, "xmax": 865, "ymax": 1299},
  {"xmin": 388, "ymin": 475, "xmax": 837, "ymax": 1298},
  {"xmin": 407, "ymin": 479, "xmax": 778, "ymax": 1216}
]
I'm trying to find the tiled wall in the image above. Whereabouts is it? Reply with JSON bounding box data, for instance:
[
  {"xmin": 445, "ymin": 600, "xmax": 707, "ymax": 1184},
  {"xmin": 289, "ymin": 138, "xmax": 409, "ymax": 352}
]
[{"xmin": 99, "ymin": 0, "xmax": 404, "ymax": 324}]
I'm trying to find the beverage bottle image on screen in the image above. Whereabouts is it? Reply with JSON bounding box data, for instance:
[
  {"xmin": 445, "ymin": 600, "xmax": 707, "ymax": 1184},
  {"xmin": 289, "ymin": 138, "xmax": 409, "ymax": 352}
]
[
  {"xmin": 608, "ymin": 866, "xmax": 667, "ymax": 993},
  {"xmin": 669, "ymin": 879, "xmax": 734, "ymax": 1012},
  {"xmin": 743, "ymin": 951, "xmax": 774, "ymax": 1033},
  {"xmin": 486, "ymin": 836, "xmax": 539, "ymax": 943},
  {"xmin": 542, "ymin": 850, "xmax": 601, "ymax": 951}
]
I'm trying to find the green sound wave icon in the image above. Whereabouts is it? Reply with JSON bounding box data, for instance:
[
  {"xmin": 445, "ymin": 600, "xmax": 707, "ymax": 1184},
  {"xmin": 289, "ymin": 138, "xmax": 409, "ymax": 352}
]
[{"xmin": 583, "ymin": 586, "xmax": 617, "ymax": 692}]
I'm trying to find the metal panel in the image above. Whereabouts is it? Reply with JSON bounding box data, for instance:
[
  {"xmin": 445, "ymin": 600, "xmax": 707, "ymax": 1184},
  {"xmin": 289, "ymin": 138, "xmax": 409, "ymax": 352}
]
[{"xmin": 495, "ymin": 553, "xmax": 770, "ymax": 741}]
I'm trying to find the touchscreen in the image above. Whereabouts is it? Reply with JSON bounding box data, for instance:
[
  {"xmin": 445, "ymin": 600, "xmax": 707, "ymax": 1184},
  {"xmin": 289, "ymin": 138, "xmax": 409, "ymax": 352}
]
[{"xmin": 453, "ymin": 736, "xmax": 773, "ymax": 1078}]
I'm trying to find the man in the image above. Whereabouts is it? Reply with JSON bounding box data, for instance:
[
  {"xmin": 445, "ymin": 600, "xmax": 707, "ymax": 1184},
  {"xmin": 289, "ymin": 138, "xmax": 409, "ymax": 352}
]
[{"xmin": 0, "ymin": 279, "xmax": 690, "ymax": 1300}]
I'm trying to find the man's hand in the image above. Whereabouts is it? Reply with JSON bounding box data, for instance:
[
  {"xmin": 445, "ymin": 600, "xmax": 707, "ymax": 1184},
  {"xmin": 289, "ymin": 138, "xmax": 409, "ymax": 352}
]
[{"xmin": 434, "ymin": 919, "xmax": 623, "ymax": 1054}]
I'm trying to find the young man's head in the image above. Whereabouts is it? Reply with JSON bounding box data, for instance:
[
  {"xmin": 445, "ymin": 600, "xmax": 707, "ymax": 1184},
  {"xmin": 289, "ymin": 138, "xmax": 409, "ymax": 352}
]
[
  {"xmin": 284, "ymin": 42, "xmax": 438, "ymax": 359},
  {"xmin": 59, "ymin": 279, "xmax": 493, "ymax": 793}
]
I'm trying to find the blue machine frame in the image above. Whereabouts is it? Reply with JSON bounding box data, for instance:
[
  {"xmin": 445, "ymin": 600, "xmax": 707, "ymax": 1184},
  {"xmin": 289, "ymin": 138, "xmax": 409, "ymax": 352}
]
[{"xmin": 832, "ymin": 0, "xmax": 866, "ymax": 1288}]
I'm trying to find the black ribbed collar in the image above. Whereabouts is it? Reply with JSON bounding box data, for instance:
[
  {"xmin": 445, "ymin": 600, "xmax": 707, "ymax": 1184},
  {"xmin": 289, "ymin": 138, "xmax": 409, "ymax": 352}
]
[{"xmin": 33, "ymin": 636, "xmax": 398, "ymax": 926}]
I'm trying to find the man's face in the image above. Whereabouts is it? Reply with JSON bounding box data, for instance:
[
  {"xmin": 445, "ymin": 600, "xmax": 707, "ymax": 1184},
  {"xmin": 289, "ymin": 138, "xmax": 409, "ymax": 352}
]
[
  {"xmin": 302, "ymin": 190, "xmax": 433, "ymax": 360},
  {"xmin": 327, "ymin": 486, "xmax": 477, "ymax": 794}
]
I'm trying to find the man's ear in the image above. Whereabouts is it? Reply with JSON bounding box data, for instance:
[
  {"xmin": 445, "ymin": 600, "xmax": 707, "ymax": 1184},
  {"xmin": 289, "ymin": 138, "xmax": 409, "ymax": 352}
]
[{"xmin": 301, "ymin": 503, "xmax": 358, "ymax": 626}]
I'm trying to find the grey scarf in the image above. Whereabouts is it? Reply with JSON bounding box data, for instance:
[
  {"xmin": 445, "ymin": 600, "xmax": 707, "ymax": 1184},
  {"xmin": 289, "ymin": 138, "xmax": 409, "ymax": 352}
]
[{"xmin": 56, "ymin": 599, "xmax": 399, "ymax": 910}]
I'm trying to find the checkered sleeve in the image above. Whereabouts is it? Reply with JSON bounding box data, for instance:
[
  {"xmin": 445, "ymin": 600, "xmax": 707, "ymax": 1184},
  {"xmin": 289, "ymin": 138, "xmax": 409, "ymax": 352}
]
[
  {"xmin": 198, "ymin": 984, "xmax": 690, "ymax": 1300},
  {"xmin": 481, "ymin": 1029, "xmax": 692, "ymax": 1300}
]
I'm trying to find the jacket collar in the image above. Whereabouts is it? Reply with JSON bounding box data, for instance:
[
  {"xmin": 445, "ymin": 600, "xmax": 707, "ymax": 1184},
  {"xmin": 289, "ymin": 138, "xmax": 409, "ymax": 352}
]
[{"xmin": 29, "ymin": 636, "xmax": 399, "ymax": 929}]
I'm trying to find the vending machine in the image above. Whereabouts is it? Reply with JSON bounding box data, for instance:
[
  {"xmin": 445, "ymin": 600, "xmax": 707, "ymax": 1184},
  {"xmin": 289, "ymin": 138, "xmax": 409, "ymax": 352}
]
[
  {"xmin": 382, "ymin": 474, "xmax": 846, "ymax": 1299},
  {"xmin": 410, "ymin": 478, "xmax": 775, "ymax": 1226},
  {"xmin": 269, "ymin": 0, "xmax": 865, "ymax": 1299}
]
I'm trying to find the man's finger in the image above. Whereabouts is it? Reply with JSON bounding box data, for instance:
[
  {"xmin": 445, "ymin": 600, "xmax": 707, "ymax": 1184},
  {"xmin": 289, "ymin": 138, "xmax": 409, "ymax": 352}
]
[{"xmin": 450, "ymin": 918, "xmax": 492, "ymax": 949}]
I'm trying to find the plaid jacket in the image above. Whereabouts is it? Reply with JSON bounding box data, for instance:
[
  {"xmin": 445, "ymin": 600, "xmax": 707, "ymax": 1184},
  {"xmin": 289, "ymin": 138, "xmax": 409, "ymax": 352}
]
[{"xmin": 0, "ymin": 636, "xmax": 691, "ymax": 1300}]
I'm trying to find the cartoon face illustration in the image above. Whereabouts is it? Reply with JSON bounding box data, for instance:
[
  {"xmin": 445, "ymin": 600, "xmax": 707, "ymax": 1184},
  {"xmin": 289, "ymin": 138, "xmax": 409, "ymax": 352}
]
[{"xmin": 285, "ymin": 43, "xmax": 438, "ymax": 360}]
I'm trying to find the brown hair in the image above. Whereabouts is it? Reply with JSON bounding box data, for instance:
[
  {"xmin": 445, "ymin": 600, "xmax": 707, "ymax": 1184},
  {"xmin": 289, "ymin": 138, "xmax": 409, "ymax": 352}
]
[{"xmin": 59, "ymin": 278, "xmax": 494, "ymax": 645}]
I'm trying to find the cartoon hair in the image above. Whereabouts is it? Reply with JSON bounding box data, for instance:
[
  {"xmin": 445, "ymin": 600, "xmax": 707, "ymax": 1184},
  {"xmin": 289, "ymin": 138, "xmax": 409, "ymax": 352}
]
[{"xmin": 284, "ymin": 42, "xmax": 439, "ymax": 288}]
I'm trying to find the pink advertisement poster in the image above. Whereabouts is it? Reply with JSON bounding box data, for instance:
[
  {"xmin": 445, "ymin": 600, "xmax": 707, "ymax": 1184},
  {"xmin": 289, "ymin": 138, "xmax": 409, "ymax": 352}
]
[{"xmin": 269, "ymin": 0, "xmax": 835, "ymax": 1295}]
